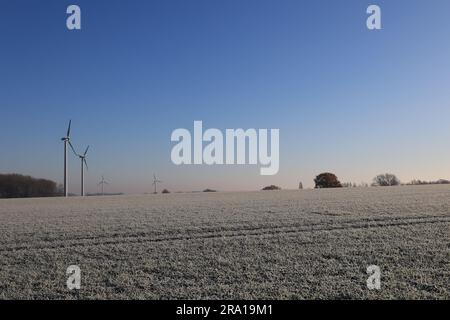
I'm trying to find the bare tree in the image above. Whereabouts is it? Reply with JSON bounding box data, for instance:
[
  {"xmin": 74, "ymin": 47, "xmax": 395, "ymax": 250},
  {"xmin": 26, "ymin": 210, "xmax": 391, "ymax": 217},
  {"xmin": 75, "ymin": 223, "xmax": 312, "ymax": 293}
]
[
  {"xmin": 373, "ymin": 173, "xmax": 400, "ymax": 187},
  {"xmin": 342, "ymin": 182, "xmax": 359, "ymax": 188},
  {"xmin": 359, "ymin": 182, "xmax": 369, "ymax": 188}
]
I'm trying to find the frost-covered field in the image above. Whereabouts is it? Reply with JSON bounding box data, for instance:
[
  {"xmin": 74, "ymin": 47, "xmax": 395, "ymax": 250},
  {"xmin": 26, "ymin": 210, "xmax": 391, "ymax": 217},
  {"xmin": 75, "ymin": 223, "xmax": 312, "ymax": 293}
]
[{"xmin": 0, "ymin": 185, "xmax": 449, "ymax": 300}]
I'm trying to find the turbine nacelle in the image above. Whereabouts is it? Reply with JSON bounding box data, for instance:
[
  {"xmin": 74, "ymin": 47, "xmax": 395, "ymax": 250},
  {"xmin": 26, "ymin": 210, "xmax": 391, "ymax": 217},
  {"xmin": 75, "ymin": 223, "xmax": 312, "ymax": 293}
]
[{"xmin": 78, "ymin": 145, "xmax": 89, "ymax": 157}]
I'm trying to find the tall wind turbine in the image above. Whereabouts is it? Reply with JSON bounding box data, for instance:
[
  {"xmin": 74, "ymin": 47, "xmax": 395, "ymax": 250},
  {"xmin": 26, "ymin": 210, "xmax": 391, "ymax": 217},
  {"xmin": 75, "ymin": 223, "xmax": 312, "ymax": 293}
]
[
  {"xmin": 77, "ymin": 146, "xmax": 89, "ymax": 197},
  {"xmin": 61, "ymin": 120, "xmax": 77, "ymax": 197},
  {"xmin": 152, "ymin": 174, "xmax": 162, "ymax": 194},
  {"xmin": 98, "ymin": 175, "xmax": 109, "ymax": 196}
]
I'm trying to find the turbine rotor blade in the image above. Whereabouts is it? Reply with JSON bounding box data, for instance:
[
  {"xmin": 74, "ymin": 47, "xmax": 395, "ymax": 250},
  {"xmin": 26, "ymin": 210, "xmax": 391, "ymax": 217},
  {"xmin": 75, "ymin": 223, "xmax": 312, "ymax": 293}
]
[
  {"xmin": 67, "ymin": 120, "xmax": 72, "ymax": 137},
  {"xmin": 84, "ymin": 158, "xmax": 88, "ymax": 171},
  {"xmin": 68, "ymin": 141, "xmax": 77, "ymax": 156},
  {"xmin": 84, "ymin": 145, "xmax": 90, "ymax": 156}
]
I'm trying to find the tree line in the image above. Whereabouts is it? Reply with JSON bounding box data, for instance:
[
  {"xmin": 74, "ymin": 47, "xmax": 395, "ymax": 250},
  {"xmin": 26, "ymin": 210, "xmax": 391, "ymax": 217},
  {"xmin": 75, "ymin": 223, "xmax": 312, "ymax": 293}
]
[
  {"xmin": 2, "ymin": 172, "xmax": 448, "ymax": 198},
  {"xmin": 0, "ymin": 174, "xmax": 60, "ymax": 198},
  {"xmin": 312, "ymin": 173, "xmax": 448, "ymax": 189},
  {"xmin": 265, "ymin": 173, "xmax": 449, "ymax": 190},
  {"xmin": 312, "ymin": 173, "xmax": 404, "ymax": 188}
]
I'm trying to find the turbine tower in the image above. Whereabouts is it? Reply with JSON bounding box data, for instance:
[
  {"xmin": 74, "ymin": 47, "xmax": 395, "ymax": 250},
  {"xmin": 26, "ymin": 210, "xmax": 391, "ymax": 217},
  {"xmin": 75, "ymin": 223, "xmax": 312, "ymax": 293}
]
[
  {"xmin": 152, "ymin": 174, "xmax": 162, "ymax": 194},
  {"xmin": 98, "ymin": 175, "xmax": 109, "ymax": 196},
  {"xmin": 61, "ymin": 120, "xmax": 77, "ymax": 197},
  {"xmin": 78, "ymin": 146, "xmax": 89, "ymax": 197}
]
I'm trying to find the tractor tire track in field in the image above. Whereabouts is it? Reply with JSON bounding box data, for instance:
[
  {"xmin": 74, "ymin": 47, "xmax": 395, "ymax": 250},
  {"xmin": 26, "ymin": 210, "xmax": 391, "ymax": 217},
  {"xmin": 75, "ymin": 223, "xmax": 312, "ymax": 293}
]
[{"xmin": 1, "ymin": 214, "xmax": 449, "ymax": 254}]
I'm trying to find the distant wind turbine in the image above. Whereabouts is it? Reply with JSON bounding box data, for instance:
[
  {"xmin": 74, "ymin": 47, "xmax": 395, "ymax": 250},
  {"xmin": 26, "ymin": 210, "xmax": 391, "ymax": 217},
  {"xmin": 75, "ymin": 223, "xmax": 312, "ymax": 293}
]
[
  {"xmin": 61, "ymin": 120, "xmax": 77, "ymax": 197},
  {"xmin": 152, "ymin": 174, "xmax": 162, "ymax": 194},
  {"xmin": 77, "ymin": 146, "xmax": 89, "ymax": 197},
  {"xmin": 98, "ymin": 175, "xmax": 109, "ymax": 196}
]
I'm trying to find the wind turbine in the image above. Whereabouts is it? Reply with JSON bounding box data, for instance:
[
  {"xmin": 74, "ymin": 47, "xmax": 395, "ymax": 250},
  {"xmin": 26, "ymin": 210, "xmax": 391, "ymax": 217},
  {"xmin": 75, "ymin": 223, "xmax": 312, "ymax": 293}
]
[
  {"xmin": 98, "ymin": 175, "xmax": 109, "ymax": 196},
  {"xmin": 152, "ymin": 174, "xmax": 162, "ymax": 194},
  {"xmin": 61, "ymin": 120, "xmax": 77, "ymax": 197},
  {"xmin": 77, "ymin": 146, "xmax": 89, "ymax": 197}
]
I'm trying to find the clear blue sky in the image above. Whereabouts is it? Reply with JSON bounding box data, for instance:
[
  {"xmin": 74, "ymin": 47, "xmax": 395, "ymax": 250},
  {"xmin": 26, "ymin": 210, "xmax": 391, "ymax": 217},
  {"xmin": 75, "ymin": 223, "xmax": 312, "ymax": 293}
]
[{"xmin": 1, "ymin": 0, "xmax": 450, "ymax": 193}]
